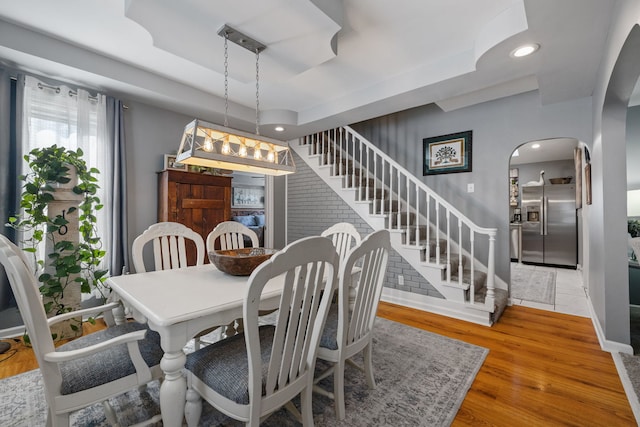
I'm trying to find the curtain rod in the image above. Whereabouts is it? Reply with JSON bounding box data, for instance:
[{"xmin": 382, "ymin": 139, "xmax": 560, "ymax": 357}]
[
  {"xmin": 9, "ymin": 76, "xmax": 129, "ymax": 109},
  {"xmin": 37, "ymin": 82, "xmax": 98, "ymax": 101}
]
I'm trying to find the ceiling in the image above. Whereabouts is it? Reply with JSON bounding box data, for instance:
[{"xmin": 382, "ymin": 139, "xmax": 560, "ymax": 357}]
[
  {"xmin": 0, "ymin": 0, "xmax": 626, "ymax": 141},
  {"xmin": 510, "ymin": 138, "xmax": 578, "ymax": 166}
]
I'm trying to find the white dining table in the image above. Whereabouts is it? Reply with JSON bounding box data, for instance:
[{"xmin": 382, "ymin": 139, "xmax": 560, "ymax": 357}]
[{"xmin": 105, "ymin": 264, "xmax": 284, "ymax": 427}]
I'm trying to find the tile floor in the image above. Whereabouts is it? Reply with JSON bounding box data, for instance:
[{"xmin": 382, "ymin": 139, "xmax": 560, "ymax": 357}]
[{"xmin": 510, "ymin": 262, "xmax": 591, "ymax": 317}]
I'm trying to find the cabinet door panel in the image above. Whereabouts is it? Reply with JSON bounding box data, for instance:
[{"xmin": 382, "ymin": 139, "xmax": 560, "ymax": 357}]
[{"xmin": 158, "ymin": 170, "xmax": 232, "ymax": 265}]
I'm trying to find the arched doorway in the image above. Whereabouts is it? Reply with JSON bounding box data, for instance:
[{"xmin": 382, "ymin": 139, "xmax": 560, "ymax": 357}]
[{"xmin": 508, "ymin": 138, "xmax": 589, "ymax": 314}]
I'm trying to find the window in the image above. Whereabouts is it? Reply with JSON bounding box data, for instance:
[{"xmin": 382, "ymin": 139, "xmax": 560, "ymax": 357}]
[{"xmin": 21, "ymin": 76, "xmax": 112, "ymax": 286}]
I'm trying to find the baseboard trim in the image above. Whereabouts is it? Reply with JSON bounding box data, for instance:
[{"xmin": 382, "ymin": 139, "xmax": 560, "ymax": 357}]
[
  {"xmin": 587, "ymin": 295, "xmax": 634, "ymax": 354},
  {"xmin": 381, "ymin": 287, "xmax": 492, "ymax": 326},
  {"xmin": 612, "ymin": 352, "xmax": 640, "ymax": 424},
  {"xmin": 0, "ymin": 325, "xmax": 25, "ymax": 340}
]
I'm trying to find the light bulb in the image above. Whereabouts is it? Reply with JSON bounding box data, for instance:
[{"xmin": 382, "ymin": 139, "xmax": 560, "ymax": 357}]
[
  {"xmin": 267, "ymin": 145, "xmax": 275, "ymax": 162},
  {"xmin": 239, "ymin": 139, "xmax": 247, "ymax": 157},
  {"xmin": 203, "ymin": 137, "xmax": 214, "ymax": 152},
  {"xmin": 254, "ymin": 144, "xmax": 262, "ymax": 160},
  {"xmin": 221, "ymin": 137, "xmax": 231, "ymax": 154}
]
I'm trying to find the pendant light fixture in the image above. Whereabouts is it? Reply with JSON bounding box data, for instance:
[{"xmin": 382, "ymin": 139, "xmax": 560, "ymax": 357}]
[{"xmin": 175, "ymin": 25, "xmax": 295, "ymax": 176}]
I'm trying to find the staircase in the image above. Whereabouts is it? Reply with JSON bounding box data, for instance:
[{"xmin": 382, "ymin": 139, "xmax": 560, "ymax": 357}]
[{"xmin": 292, "ymin": 126, "xmax": 508, "ymax": 325}]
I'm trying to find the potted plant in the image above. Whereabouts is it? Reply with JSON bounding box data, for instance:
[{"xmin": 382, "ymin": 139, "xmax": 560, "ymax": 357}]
[{"xmin": 6, "ymin": 145, "xmax": 108, "ymax": 340}]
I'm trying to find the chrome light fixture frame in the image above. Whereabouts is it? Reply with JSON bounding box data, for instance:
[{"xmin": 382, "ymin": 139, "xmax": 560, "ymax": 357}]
[
  {"xmin": 175, "ymin": 119, "xmax": 296, "ymax": 176},
  {"xmin": 175, "ymin": 25, "xmax": 295, "ymax": 176}
]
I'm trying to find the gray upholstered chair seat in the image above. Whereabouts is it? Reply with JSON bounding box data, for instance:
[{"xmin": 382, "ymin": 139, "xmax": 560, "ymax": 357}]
[
  {"xmin": 319, "ymin": 303, "xmax": 339, "ymax": 350},
  {"xmin": 57, "ymin": 322, "xmax": 163, "ymax": 395},
  {"xmin": 185, "ymin": 325, "xmax": 275, "ymax": 405}
]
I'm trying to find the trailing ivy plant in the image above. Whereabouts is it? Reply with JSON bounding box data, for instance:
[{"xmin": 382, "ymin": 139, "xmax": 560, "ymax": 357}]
[
  {"xmin": 629, "ymin": 219, "xmax": 640, "ymax": 238},
  {"xmin": 6, "ymin": 145, "xmax": 108, "ymax": 335}
]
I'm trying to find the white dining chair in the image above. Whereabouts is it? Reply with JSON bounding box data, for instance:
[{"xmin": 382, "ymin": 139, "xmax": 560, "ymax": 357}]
[
  {"xmin": 206, "ymin": 221, "xmax": 261, "ymax": 338},
  {"xmin": 132, "ymin": 221, "xmax": 206, "ymax": 273},
  {"xmin": 206, "ymin": 220, "xmax": 260, "ymax": 251},
  {"xmin": 321, "ymin": 222, "xmax": 361, "ymax": 262},
  {"xmin": 0, "ymin": 234, "xmax": 164, "ymax": 427},
  {"xmin": 132, "ymin": 222, "xmax": 212, "ymax": 349},
  {"xmin": 183, "ymin": 235, "xmax": 340, "ymax": 427},
  {"xmin": 313, "ymin": 229, "xmax": 391, "ymax": 420}
]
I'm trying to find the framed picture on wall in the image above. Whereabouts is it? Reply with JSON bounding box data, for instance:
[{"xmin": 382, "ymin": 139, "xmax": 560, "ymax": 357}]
[
  {"xmin": 423, "ymin": 130, "xmax": 473, "ymax": 175},
  {"xmin": 232, "ymin": 185, "xmax": 265, "ymax": 208},
  {"xmin": 164, "ymin": 154, "xmax": 187, "ymax": 171}
]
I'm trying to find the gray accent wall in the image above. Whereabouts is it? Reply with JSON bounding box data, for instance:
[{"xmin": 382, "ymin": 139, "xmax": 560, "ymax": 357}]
[
  {"xmin": 123, "ymin": 100, "xmax": 193, "ymax": 271},
  {"xmin": 286, "ymin": 151, "xmax": 442, "ymax": 298},
  {"xmin": 589, "ymin": 0, "xmax": 640, "ymax": 346},
  {"xmin": 350, "ymin": 91, "xmax": 592, "ymax": 286},
  {"xmin": 627, "ymin": 105, "xmax": 640, "ymax": 191}
]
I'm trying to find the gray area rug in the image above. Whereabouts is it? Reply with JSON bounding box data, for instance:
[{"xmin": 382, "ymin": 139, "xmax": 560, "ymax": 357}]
[
  {"xmin": 511, "ymin": 266, "xmax": 556, "ymax": 304},
  {"xmin": 614, "ymin": 352, "xmax": 640, "ymax": 424},
  {"xmin": 614, "ymin": 306, "xmax": 640, "ymax": 424},
  {"xmin": 0, "ymin": 317, "xmax": 488, "ymax": 427}
]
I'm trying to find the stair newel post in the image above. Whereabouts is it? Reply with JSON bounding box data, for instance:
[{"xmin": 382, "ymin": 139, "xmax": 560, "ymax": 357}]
[
  {"xmin": 337, "ymin": 128, "xmax": 343, "ymax": 176},
  {"xmin": 485, "ymin": 231, "xmax": 496, "ymax": 307}
]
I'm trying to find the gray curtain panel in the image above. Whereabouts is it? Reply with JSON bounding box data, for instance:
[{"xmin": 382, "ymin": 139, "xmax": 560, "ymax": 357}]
[
  {"xmin": 107, "ymin": 96, "xmax": 129, "ymax": 276},
  {"xmin": 0, "ymin": 70, "xmax": 24, "ymax": 330},
  {"xmin": 0, "ymin": 68, "xmax": 13, "ymax": 313},
  {"xmin": 106, "ymin": 97, "xmax": 129, "ymax": 276}
]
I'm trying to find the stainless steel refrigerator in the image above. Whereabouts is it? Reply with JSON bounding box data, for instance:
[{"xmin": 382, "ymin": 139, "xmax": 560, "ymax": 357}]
[{"xmin": 521, "ymin": 184, "xmax": 577, "ymax": 267}]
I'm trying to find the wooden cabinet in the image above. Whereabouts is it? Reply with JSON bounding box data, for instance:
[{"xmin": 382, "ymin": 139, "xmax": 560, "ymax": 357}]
[{"xmin": 158, "ymin": 170, "xmax": 232, "ymax": 264}]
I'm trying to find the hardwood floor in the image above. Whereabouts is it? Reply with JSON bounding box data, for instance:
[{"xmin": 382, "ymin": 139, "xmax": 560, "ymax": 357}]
[
  {"xmin": 0, "ymin": 320, "xmax": 106, "ymax": 379},
  {"xmin": 0, "ymin": 304, "xmax": 634, "ymax": 426},
  {"xmin": 376, "ymin": 302, "xmax": 635, "ymax": 426}
]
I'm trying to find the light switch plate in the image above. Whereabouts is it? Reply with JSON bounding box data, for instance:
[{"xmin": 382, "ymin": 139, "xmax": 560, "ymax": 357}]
[{"xmin": 467, "ymin": 183, "xmax": 475, "ymax": 193}]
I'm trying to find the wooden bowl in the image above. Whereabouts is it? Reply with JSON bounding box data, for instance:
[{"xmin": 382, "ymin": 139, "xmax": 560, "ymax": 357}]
[{"xmin": 208, "ymin": 248, "xmax": 277, "ymax": 276}]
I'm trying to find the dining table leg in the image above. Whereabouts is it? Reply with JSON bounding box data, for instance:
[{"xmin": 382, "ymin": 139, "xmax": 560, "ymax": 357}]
[{"xmin": 159, "ymin": 350, "xmax": 188, "ymax": 427}]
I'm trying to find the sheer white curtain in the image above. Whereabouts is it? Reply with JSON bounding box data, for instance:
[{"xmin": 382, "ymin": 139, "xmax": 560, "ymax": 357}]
[{"xmin": 21, "ymin": 76, "xmax": 112, "ymax": 286}]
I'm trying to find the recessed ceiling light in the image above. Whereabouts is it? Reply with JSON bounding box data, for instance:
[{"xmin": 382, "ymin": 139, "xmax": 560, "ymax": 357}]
[
  {"xmin": 510, "ymin": 43, "xmax": 540, "ymax": 58},
  {"xmin": 274, "ymin": 126, "xmax": 284, "ymax": 132},
  {"xmin": 531, "ymin": 143, "xmax": 541, "ymax": 149}
]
